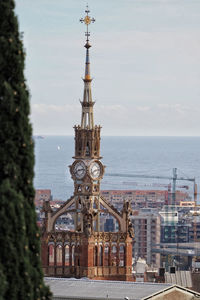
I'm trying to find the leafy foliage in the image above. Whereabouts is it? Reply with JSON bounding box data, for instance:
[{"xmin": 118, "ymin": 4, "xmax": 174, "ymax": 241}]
[{"xmin": 0, "ymin": 0, "xmax": 51, "ymax": 299}]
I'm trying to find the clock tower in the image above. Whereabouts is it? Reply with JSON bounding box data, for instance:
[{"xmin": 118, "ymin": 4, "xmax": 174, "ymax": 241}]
[
  {"xmin": 41, "ymin": 6, "xmax": 134, "ymax": 281},
  {"xmin": 70, "ymin": 7, "xmax": 104, "ymax": 233}
]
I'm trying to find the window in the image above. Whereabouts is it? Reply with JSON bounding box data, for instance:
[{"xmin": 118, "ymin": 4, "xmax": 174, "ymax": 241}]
[
  {"xmin": 65, "ymin": 245, "xmax": 70, "ymax": 266},
  {"xmin": 119, "ymin": 245, "xmax": 125, "ymax": 267},
  {"xmin": 99, "ymin": 245, "xmax": 103, "ymax": 266},
  {"xmin": 104, "ymin": 244, "xmax": 109, "ymax": 266},
  {"xmin": 86, "ymin": 142, "xmax": 90, "ymax": 156},
  {"xmin": 72, "ymin": 245, "xmax": 75, "ymax": 266},
  {"xmin": 111, "ymin": 244, "xmax": 117, "ymax": 266},
  {"xmin": 48, "ymin": 244, "xmax": 54, "ymax": 266},
  {"xmin": 94, "ymin": 246, "xmax": 98, "ymax": 266},
  {"xmin": 56, "ymin": 245, "xmax": 62, "ymax": 266}
]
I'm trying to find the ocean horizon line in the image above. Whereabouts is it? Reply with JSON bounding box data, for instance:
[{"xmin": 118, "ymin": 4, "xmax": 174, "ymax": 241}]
[{"xmin": 33, "ymin": 135, "xmax": 200, "ymax": 138}]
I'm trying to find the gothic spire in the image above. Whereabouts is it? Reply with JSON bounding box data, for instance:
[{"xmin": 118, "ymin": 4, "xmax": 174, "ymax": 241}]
[{"xmin": 80, "ymin": 6, "xmax": 96, "ymax": 129}]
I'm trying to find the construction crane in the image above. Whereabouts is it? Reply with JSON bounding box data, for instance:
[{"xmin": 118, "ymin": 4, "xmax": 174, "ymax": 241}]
[
  {"xmin": 105, "ymin": 167, "xmax": 195, "ymax": 224},
  {"xmin": 103, "ymin": 181, "xmax": 189, "ymax": 190},
  {"xmin": 105, "ymin": 168, "xmax": 196, "ymax": 203},
  {"xmin": 105, "ymin": 168, "xmax": 197, "ymax": 269}
]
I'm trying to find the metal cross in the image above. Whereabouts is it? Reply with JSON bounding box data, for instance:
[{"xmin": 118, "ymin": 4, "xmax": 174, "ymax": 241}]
[{"xmin": 80, "ymin": 5, "xmax": 95, "ymax": 42}]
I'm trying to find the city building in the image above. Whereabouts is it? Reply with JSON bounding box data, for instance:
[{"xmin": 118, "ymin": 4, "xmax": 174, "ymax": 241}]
[
  {"xmin": 34, "ymin": 189, "xmax": 52, "ymax": 208},
  {"xmin": 41, "ymin": 7, "xmax": 133, "ymax": 281},
  {"xmin": 34, "ymin": 189, "xmax": 52, "ymax": 226},
  {"xmin": 131, "ymin": 209, "xmax": 161, "ymax": 266},
  {"xmin": 180, "ymin": 201, "xmax": 196, "ymax": 207},
  {"xmin": 34, "ymin": 189, "xmax": 65, "ymax": 226},
  {"xmin": 160, "ymin": 206, "xmax": 200, "ymax": 244},
  {"xmin": 101, "ymin": 189, "xmax": 189, "ymax": 210},
  {"xmin": 155, "ymin": 205, "xmax": 200, "ymax": 271}
]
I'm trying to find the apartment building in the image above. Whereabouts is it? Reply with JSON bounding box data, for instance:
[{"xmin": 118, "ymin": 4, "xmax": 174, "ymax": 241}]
[
  {"xmin": 101, "ymin": 190, "xmax": 189, "ymax": 210},
  {"xmin": 130, "ymin": 209, "xmax": 161, "ymax": 266}
]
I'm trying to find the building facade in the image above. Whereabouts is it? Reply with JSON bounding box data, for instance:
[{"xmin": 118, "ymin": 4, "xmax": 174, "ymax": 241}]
[
  {"xmin": 131, "ymin": 209, "xmax": 161, "ymax": 266},
  {"xmin": 101, "ymin": 189, "xmax": 189, "ymax": 210}
]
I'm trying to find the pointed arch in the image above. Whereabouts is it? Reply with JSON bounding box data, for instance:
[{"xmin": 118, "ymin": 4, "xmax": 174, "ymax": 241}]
[
  {"xmin": 47, "ymin": 196, "xmax": 75, "ymax": 232},
  {"xmin": 99, "ymin": 196, "xmax": 125, "ymax": 231}
]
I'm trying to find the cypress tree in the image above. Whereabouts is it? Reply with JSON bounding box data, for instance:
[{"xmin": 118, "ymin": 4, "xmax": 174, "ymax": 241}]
[{"xmin": 0, "ymin": 0, "xmax": 52, "ymax": 299}]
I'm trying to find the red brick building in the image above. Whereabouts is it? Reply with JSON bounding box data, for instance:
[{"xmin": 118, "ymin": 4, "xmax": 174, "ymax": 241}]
[{"xmin": 41, "ymin": 9, "xmax": 133, "ymax": 281}]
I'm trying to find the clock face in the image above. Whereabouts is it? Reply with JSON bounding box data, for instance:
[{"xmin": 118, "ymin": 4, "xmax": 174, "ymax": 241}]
[
  {"xmin": 89, "ymin": 161, "xmax": 101, "ymax": 179},
  {"xmin": 73, "ymin": 161, "xmax": 86, "ymax": 179}
]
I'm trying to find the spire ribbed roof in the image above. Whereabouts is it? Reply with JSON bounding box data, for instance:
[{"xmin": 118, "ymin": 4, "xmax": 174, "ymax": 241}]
[{"xmin": 79, "ymin": 6, "xmax": 96, "ymax": 129}]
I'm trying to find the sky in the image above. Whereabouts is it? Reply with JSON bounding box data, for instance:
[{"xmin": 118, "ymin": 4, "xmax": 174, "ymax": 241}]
[{"xmin": 15, "ymin": 0, "xmax": 200, "ymax": 136}]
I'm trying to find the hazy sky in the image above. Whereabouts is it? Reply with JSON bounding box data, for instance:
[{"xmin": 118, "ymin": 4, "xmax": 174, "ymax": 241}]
[{"xmin": 16, "ymin": 0, "xmax": 200, "ymax": 136}]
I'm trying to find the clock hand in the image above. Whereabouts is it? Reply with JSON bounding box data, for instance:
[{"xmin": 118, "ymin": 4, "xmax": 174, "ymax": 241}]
[
  {"xmin": 75, "ymin": 168, "xmax": 85, "ymax": 173},
  {"xmin": 92, "ymin": 169, "xmax": 99, "ymax": 175}
]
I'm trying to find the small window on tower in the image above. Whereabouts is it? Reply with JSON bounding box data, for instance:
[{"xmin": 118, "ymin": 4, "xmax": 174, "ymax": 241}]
[
  {"xmin": 85, "ymin": 186, "xmax": 90, "ymax": 192},
  {"xmin": 86, "ymin": 142, "xmax": 90, "ymax": 156},
  {"xmin": 78, "ymin": 142, "xmax": 82, "ymax": 156},
  {"xmin": 93, "ymin": 185, "xmax": 99, "ymax": 192},
  {"xmin": 94, "ymin": 146, "xmax": 97, "ymax": 156}
]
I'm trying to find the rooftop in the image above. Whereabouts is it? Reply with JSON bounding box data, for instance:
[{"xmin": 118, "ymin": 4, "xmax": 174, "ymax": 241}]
[{"xmin": 45, "ymin": 277, "xmax": 171, "ymax": 300}]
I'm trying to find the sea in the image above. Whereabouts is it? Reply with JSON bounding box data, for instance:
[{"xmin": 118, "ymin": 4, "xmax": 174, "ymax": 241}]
[{"xmin": 34, "ymin": 136, "xmax": 200, "ymax": 203}]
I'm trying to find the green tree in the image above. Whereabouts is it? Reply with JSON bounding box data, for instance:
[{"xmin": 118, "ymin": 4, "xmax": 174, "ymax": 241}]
[{"xmin": 0, "ymin": 0, "xmax": 51, "ymax": 299}]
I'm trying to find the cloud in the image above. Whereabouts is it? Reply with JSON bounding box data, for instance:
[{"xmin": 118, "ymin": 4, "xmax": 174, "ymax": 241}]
[
  {"xmin": 157, "ymin": 103, "xmax": 193, "ymax": 116},
  {"xmin": 31, "ymin": 102, "xmax": 200, "ymax": 136},
  {"xmin": 136, "ymin": 106, "xmax": 151, "ymax": 112},
  {"xmin": 33, "ymin": 103, "xmax": 80, "ymax": 114}
]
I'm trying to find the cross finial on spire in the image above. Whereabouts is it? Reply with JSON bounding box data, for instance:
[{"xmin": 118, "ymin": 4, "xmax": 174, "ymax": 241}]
[{"xmin": 80, "ymin": 5, "xmax": 95, "ymax": 43}]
